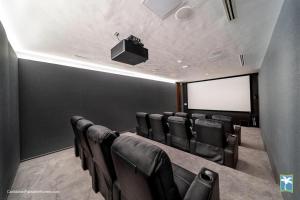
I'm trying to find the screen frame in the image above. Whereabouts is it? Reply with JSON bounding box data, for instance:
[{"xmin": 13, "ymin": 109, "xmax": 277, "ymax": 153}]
[{"xmin": 185, "ymin": 74, "xmax": 254, "ymax": 113}]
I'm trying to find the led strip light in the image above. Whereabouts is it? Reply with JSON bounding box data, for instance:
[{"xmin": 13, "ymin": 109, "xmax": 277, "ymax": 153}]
[{"xmin": 17, "ymin": 50, "xmax": 177, "ymax": 83}]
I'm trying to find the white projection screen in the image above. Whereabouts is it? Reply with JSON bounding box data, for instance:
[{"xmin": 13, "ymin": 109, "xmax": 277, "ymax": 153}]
[{"xmin": 188, "ymin": 76, "xmax": 251, "ymax": 112}]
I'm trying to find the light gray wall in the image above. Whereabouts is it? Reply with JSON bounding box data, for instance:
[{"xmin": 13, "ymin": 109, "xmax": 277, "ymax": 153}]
[
  {"xmin": 0, "ymin": 22, "xmax": 20, "ymax": 200},
  {"xmin": 19, "ymin": 59, "xmax": 176, "ymax": 160},
  {"xmin": 259, "ymin": 0, "xmax": 300, "ymax": 199}
]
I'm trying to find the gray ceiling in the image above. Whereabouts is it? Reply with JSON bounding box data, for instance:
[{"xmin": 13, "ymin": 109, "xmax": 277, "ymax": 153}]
[{"xmin": 0, "ymin": 0, "xmax": 284, "ymax": 82}]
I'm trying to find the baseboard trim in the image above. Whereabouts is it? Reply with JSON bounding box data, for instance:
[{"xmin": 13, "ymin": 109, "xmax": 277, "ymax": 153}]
[
  {"xmin": 265, "ymin": 145, "xmax": 280, "ymax": 184},
  {"xmin": 4, "ymin": 161, "xmax": 20, "ymax": 200},
  {"xmin": 20, "ymin": 146, "xmax": 73, "ymax": 162},
  {"xmin": 260, "ymin": 133, "xmax": 279, "ymax": 184}
]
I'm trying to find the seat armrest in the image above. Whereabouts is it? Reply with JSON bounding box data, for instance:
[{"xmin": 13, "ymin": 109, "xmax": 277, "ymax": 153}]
[
  {"xmin": 191, "ymin": 130, "xmax": 196, "ymax": 137},
  {"xmin": 136, "ymin": 126, "xmax": 140, "ymax": 135},
  {"xmin": 189, "ymin": 126, "xmax": 194, "ymax": 133},
  {"xmin": 112, "ymin": 131, "xmax": 120, "ymax": 137},
  {"xmin": 190, "ymin": 138, "xmax": 196, "ymax": 154},
  {"xmin": 226, "ymin": 134, "xmax": 238, "ymax": 148},
  {"xmin": 148, "ymin": 128, "xmax": 152, "ymax": 139},
  {"xmin": 190, "ymin": 119, "xmax": 193, "ymax": 126},
  {"xmin": 234, "ymin": 125, "xmax": 241, "ymax": 145},
  {"xmin": 184, "ymin": 168, "xmax": 220, "ymax": 200},
  {"xmin": 74, "ymin": 137, "xmax": 79, "ymax": 157},
  {"xmin": 167, "ymin": 133, "xmax": 172, "ymax": 146},
  {"xmin": 224, "ymin": 135, "xmax": 238, "ymax": 168},
  {"xmin": 113, "ymin": 180, "xmax": 121, "ymax": 200}
]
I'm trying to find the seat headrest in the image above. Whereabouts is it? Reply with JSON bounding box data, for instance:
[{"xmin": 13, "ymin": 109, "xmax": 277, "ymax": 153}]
[
  {"xmin": 168, "ymin": 116, "xmax": 186, "ymax": 124},
  {"xmin": 70, "ymin": 115, "xmax": 84, "ymax": 125},
  {"xmin": 195, "ymin": 119, "xmax": 222, "ymax": 129},
  {"xmin": 212, "ymin": 115, "xmax": 232, "ymax": 122},
  {"xmin": 87, "ymin": 125, "xmax": 118, "ymax": 143},
  {"xmin": 76, "ymin": 119, "xmax": 94, "ymax": 132},
  {"xmin": 136, "ymin": 112, "xmax": 149, "ymax": 118},
  {"xmin": 149, "ymin": 114, "xmax": 163, "ymax": 120},
  {"xmin": 111, "ymin": 135, "xmax": 169, "ymax": 177},
  {"xmin": 163, "ymin": 112, "xmax": 174, "ymax": 116},
  {"xmin": 192, "ymin": 113, "xmax": 206, "ymax": 119},
  {"xmin": 175, "ymin": 112, "xmax": 188, "ymax": 118}
]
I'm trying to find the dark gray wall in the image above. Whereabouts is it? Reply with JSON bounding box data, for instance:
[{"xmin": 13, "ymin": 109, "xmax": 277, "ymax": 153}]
[
  {"xmin": 0, "ymin": 23, "xmax": 20, "ymax": 200},
  {"xmin": 19, "ymin": 59, "xmax": 176, "ymax": 160},
  {"xmin": 259, "ymin": 0, "xmax": 300, "ymax": 199}
]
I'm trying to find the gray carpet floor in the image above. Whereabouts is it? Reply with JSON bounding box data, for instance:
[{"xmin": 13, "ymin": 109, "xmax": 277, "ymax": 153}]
[{"xmin": 7, "ymin": 127, "xmax": 282, "ymax": 200}]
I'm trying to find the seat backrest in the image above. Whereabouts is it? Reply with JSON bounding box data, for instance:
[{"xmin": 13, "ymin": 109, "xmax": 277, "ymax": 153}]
[
  {"xmin": 136, "ymin": 112, "xmax": 150, "ymax": 136},
  {"xmin": 175, "ymin": 112, "xmax": 189, "ymax": 118},
  {"xmin": 194, "ymin": 119, "xmax": 225, "ymax": 148},
  {"xmin": 168, "ymin": 116, "xmax": 192, "ymax": 139},
  {"xmin": 70, "ymin": 115, "xmax": 84, "ymax": 137},
  {"xmin": 111, "ymin": 135, "xmax": 181, "ymax": 200},
  {"xmin": 76, "ymin": 119, "xmax": 94, "ymax": 156},
  {"xmin": 211, "ymin": 115, "xmax": 234, "ymax": 134},
  {"xmin": 149, "ymin": 114, "xmax": 168, "ymax": 143},
  {"xmin": 191, "ymin": 113, "xmax": 206, "ymax": 120},
  {"xmin": 87, "ymin": 125, "xmax": 119, "ymax": 197},
  {"xmin": 168, "ymin": 116, "xmax": 192, "ymax": 151}
]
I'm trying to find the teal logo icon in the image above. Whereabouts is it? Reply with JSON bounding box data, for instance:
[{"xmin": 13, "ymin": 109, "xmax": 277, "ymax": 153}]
[{"xmin": 280, "ymin": 174, "xmax": 293, "ymax": 193}]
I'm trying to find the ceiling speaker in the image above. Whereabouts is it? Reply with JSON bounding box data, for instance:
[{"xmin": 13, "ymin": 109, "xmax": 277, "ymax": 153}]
[
  {"xmin": 143, "ymin": 0, "xmax": 183, "ymax": 19},
  {"xmin": 175, "ymin": 6, "xmax": 193, "ymax": 20}
]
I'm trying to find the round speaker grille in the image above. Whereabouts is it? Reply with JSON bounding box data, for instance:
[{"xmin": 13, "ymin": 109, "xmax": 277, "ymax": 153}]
[{"xmin": 175, "ymin": 6, "xmax": 193, "ymax": 20}]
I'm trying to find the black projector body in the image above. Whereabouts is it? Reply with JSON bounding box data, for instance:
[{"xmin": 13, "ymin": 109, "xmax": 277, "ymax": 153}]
[{"xmin": 111, "ymin": 36, "xmax": 148, "ymax": 65}]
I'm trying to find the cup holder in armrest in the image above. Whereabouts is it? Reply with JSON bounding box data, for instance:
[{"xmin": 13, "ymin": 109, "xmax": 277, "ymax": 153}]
[
  {"xmin": 200, "ymin": 169, "xmax": 214, "ymax": 182},
  {"xmin": 199, "ymin": 167, "xmax": 219, "ymax": 185},
  {"xmin": 183, "ymin": 168, "xmax": 220, "ymax": 200}
]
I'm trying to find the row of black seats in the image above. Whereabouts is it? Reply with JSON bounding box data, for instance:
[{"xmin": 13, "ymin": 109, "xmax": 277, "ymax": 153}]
[
  {"xmin": 136, "ymin": 112, "xmax": 240, "ymax": 168},
  {"xmin": 71, "ymin": 116, "xmax": 220, "ymax": 200}
]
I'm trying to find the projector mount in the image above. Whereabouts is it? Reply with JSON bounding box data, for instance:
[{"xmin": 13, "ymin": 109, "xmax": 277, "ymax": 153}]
[
  {"xmin": 127, "ymin": 35, "xmax": 144, "ymax": 47},
  {"xmin": 114, "ymin": 32, "xmax": 144, "ymax": 47}
]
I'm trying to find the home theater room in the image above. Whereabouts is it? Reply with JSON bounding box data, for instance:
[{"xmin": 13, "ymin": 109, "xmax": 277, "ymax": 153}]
[{"xmin": 0, "ymin": 0, "xmax": 299, "ymax": 200}]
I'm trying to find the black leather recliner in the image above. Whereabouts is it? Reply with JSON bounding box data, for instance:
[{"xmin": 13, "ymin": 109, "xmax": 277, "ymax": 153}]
[
  {"xmin": 111, "ymin": 135, "xmax": 220, "ymax": 200},
  {"xmin": 192, "ymin": 119, "xmax": 238, "ymax": 168},
  {"xmin": 76, "ymin": 119, "xmax": 97, "ymax": 190},
  {"xmin": 76, "ymin": 119, "xmax": 94, "ymax": 171},
  {"xmin": 191, "ymin": 113, "xmax": 206, "ymax": 126},
  {"xmin": 86, "ymin": 125, "xmax": 121, "ymax": 200},
  {"xmin": 136, "ymin": 112, "xmax": 151, "ymax": 138},
  {"xmin": 175, "ymin": 112, "xmax": 189, "ymax": 118},
  {"xmin": 70, "ymin": 116, "xmax": 84, "ymax": 157},
  {"xmin": 149, "ymin": 114, "xmax": 169, "ymax": 144},
  {"xmin": 167, "ymin": 116, "xmax": 193, "ymax": 152},
  {"xmin": 211, "ymin": 115, "xmax": 241, "ymax": 145}
]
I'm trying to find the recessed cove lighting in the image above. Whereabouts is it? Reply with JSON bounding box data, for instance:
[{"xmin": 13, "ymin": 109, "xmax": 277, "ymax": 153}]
[
  {"xmin": 16, "ymin": 50, "xmax": 177, "ymax": 83},
  {"xmin": 182, "ymin": 65, "xmax": 189, "ymax": 69}
]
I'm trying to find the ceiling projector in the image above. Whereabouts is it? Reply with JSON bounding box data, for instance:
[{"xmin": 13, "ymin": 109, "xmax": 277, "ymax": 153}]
[{"xmin": 111, "ymin": 35, "xmax": 148, "ymax": 65}]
